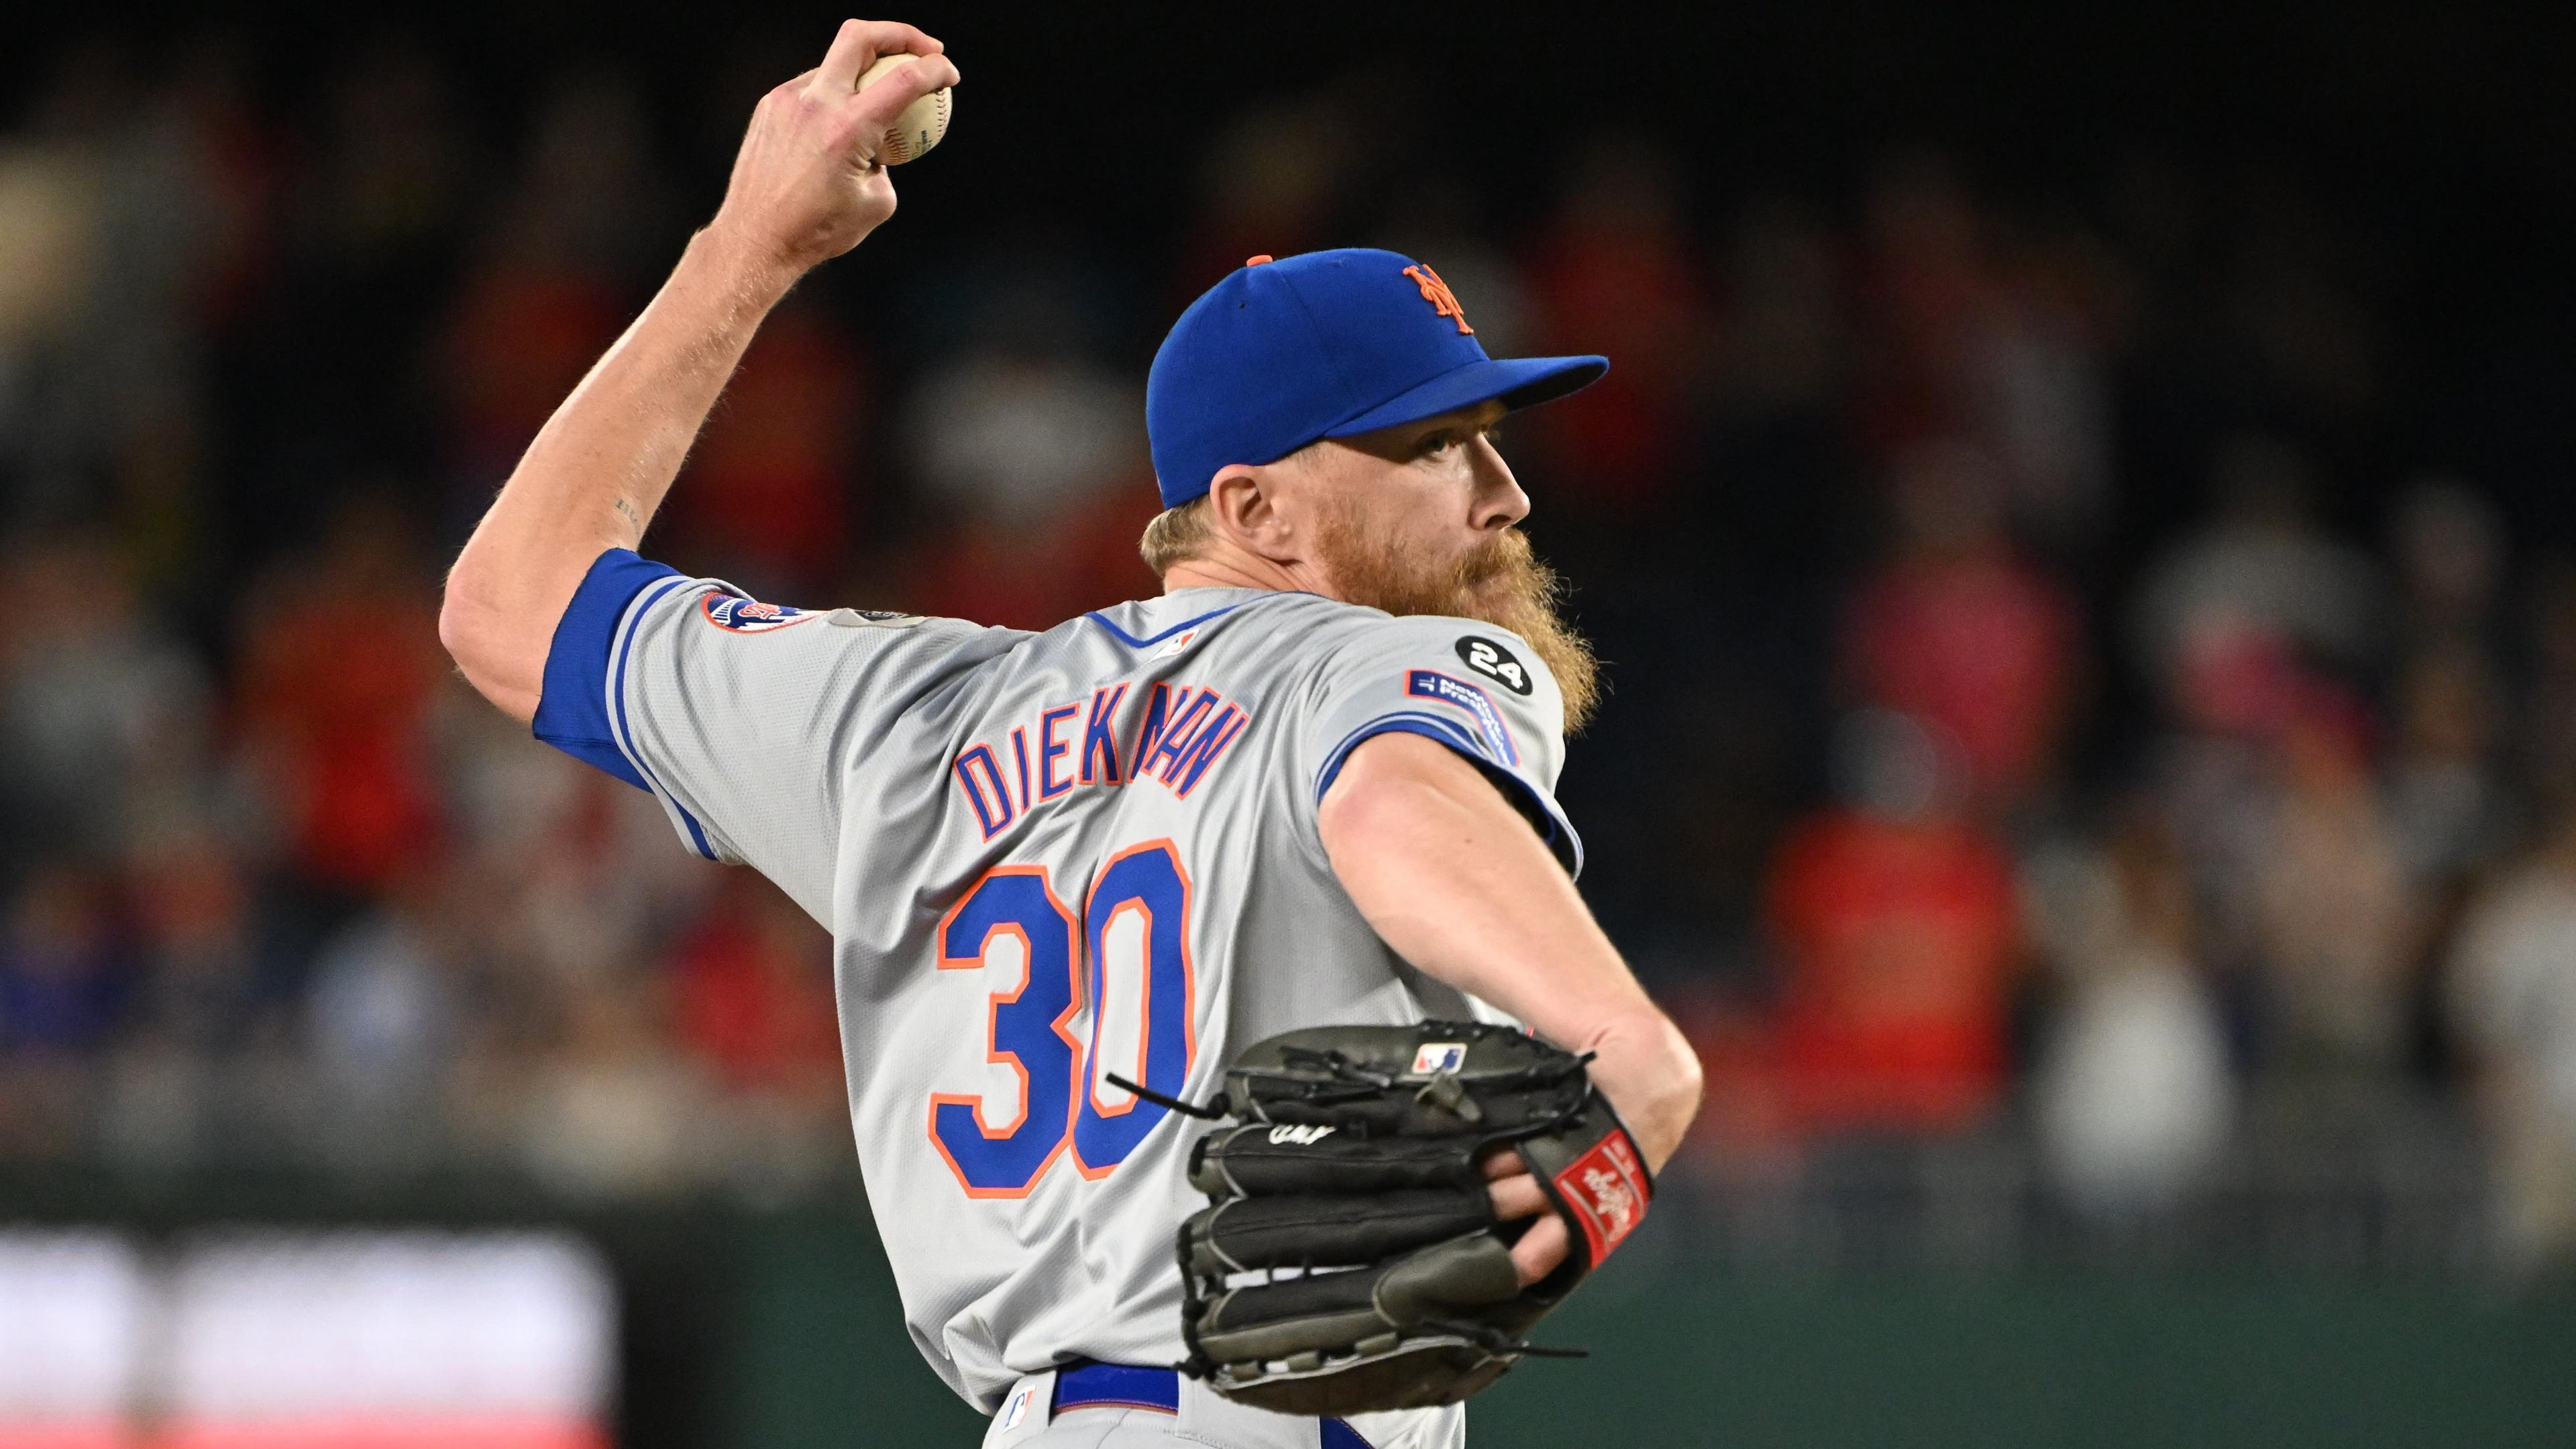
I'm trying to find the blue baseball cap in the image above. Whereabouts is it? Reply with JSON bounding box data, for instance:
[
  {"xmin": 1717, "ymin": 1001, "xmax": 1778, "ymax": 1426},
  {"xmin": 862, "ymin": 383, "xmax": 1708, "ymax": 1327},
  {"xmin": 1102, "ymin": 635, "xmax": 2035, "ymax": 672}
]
[{"xmin": 1145, "ymin": 248, "xmax": 1609, "ymax": 508}]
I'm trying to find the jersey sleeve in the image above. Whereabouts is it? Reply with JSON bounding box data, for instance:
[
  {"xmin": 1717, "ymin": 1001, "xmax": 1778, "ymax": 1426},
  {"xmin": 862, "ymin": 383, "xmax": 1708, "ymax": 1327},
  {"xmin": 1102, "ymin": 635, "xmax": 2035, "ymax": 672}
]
[
  {"xmin": 1299, "ymin": 615, "xmax": 1584, "ymax": 877},
  {"xmin": 531, "ymin": 547, "xmax": 993, "ymax": 921}
]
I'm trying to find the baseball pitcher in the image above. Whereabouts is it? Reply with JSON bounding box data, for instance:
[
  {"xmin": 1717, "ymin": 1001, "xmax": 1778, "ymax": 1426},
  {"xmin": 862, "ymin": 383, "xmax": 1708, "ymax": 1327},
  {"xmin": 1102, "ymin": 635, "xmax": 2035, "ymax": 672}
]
[{"xmin": 441, "ymin": 19, "xmax": 1703, "ymax": 1449}]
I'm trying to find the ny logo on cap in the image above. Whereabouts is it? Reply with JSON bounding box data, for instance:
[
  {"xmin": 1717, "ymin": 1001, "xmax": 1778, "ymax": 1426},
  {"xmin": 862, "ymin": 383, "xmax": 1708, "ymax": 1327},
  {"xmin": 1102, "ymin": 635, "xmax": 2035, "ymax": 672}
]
[{"xmin": 1402, "ymin": 264, "xmax": 1474, "ymax": 335}]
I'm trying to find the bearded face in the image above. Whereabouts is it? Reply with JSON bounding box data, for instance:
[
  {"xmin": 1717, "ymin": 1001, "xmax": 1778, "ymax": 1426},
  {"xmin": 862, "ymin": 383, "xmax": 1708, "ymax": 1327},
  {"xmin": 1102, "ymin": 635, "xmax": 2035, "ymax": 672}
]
[{"xmin": 1311, "ymin": 497, "xmax": 1601, "ymax": 734}]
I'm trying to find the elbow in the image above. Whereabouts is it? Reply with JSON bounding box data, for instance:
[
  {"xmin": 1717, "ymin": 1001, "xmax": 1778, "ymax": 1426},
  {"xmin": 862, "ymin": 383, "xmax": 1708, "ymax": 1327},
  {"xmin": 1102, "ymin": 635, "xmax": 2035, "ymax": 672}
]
[
  {"xmin": 439, "ymin": 563, "xmax": 542, "ymax": 723},
  {"xmin": 436, "ymin": 573, "xmax": 477, "ymax": 668},
  {"xmin": 436, "ymin": 561, "xmax": 488, "ymax": 679},
  {"xmin": 437, "ymin": 566, "xmax": 493, "ymax": 673}
]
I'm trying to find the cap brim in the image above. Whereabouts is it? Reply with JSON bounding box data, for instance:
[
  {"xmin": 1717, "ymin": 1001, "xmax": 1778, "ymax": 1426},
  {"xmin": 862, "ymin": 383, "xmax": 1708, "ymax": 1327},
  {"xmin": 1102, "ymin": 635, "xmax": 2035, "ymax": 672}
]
[{"xmin": 1322, "ymin": 354, "xmax": 1609, "ymax": 439}]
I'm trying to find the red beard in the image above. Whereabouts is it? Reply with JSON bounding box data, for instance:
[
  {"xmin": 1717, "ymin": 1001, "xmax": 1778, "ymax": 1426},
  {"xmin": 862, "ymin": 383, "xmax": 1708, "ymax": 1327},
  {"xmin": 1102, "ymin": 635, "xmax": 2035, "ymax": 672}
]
[{"xmin": 1312, "ymin": 508, "xmax": 1601, "ymax": 734}]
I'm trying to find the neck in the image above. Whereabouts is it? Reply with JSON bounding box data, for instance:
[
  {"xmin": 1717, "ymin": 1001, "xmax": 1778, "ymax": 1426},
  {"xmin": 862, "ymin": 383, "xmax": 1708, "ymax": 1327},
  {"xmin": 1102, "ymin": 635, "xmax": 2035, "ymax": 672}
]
[{"xmin": 1163, "ymin": 543, "xmax": 1336, "ymax": 600}]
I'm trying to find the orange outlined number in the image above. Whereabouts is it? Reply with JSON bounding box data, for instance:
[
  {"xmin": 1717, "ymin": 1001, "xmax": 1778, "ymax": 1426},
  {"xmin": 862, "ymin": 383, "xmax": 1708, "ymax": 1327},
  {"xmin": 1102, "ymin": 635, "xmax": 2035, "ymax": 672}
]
[
  {"xmin": 928, "ymin": 867, "xmax": 1082, "ymax": 1196},
  {"xmin": 1074, "ymin": 841, "xmax": 1196, "ymax": 1174},
  {"xmin": 928, "ymin": 846, "xmax": 1198, "ymax": 1195}
]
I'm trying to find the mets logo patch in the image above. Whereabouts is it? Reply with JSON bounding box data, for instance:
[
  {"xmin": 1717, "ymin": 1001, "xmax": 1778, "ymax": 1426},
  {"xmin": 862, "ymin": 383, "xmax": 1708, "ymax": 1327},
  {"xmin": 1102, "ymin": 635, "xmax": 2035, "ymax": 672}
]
[
  {"xmin": 1551, "ymin": 1132, "xmax": 1650, "ymax": 1265},
  {"xmin": 701, "ymin": 595, "xmax": 816, "ymax": 633}
]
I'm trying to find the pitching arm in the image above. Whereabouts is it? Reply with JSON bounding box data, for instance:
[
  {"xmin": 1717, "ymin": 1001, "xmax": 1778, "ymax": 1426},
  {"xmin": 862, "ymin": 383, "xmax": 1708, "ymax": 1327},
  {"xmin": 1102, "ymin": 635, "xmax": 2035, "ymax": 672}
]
[{"xmin": 439, "ymin": 19, "xmax": 957, "ymax": 721}]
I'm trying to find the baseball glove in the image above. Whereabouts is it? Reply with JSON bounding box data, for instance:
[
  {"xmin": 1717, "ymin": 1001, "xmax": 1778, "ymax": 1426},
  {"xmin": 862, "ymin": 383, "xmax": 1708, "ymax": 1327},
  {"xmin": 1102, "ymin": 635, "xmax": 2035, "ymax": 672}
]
[{"xmin": 1132, "ymin": 1019, "xmax": 1654, "ymax": 1416}]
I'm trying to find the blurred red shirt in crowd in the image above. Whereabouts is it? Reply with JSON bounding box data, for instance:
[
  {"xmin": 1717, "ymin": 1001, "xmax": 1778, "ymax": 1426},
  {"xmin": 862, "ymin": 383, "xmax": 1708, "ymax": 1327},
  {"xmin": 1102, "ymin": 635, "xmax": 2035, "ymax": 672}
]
[
  {"xmin": 1519, "ymin": 146, "xmax": 1711, "ymax": 514},
  {"xmin": 235, "ymin": 502, "xmax": 446, "ymax": 893},
  {"xmin": 667, "ymin": 875, "xmax": 841, "ymax": 1097},
  {"xmin": 1843, "ymin": 443, "xmax": 2078, "ymax": 810},
  {"xmin": 1762, "ymin": 806, "xmax": 2022, "ymax": 1135},
  {"xmin": 1843, "ymin": 545, "xmax": 2077, "ymax": 809},
  {"xmin": 657, "ymin": 301, "xmax": 873, "ymax": 594},
  {"xmin": 438, "ymin": 258, "xmax": 625, "ymax": 482},
  {"xmin": 1852, "ymin": 158, "xmax": 1992, "ymax": 463},
  {"xmin": 904, "ymin": 488, "xmax": 1165, "ymax": 632}
]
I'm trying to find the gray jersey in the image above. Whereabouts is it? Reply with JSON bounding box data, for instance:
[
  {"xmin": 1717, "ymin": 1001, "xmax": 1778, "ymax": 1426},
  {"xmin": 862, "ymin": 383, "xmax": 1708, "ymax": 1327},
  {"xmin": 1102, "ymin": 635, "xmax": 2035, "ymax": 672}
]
[{"xmin": 533, "ymin": 553, "xmax": 1580, "ymax": 1413}]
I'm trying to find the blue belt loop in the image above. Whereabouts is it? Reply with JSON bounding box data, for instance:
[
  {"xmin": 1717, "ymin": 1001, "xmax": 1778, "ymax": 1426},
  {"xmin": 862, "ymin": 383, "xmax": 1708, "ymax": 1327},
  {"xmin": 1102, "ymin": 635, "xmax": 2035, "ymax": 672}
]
[{"xmin": 1049, "ymin": 1362, "xmax": 1376, "ymax": 1446}]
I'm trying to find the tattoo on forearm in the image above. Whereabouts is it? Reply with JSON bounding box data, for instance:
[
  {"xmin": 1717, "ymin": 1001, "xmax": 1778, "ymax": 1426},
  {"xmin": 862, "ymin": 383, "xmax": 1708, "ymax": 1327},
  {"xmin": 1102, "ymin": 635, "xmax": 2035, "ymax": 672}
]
[{"xmin": 612, "ymin": 496, "xmax": 641, "ymax": 530}]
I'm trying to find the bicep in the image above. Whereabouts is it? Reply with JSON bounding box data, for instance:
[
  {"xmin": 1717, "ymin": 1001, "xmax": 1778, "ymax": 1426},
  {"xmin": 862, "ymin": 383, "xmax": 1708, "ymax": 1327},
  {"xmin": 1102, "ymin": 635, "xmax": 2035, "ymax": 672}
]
[{"xmin": 1317, "ymin": 732, "xmax": 1648, "ymax": 1046}]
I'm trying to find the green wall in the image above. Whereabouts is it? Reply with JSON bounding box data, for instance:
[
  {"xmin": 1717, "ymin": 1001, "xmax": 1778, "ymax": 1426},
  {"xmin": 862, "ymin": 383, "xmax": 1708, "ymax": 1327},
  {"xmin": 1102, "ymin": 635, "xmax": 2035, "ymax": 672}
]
[
  {"xmin": 729, "ymin": 1209, "xmax": 987, "ymax": 1445},
  {"xmin": 730, "ymin": 1209, "xmax": 2576, "ymax": 1448},
  {"xmin": 1481, "ymin": 1268, "xmax": 2576, "ymax": 1449}
]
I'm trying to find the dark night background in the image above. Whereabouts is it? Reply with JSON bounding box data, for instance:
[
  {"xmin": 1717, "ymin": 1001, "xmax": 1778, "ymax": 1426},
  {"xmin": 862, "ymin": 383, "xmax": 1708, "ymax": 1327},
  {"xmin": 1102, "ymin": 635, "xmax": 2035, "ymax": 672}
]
[{"xmin": 5, "ymin": 3, "xmax": 2576, "ymax": 1444}]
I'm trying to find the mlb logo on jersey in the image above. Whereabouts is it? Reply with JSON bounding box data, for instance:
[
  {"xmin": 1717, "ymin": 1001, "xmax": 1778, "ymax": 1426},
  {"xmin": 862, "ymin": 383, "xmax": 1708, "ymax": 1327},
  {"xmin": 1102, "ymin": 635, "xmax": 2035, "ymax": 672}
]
[
  {"xmin": 1411, "ymin": 1041, "xmax": 1467, "ymax": 1075},
  {"xmin": 700, "ymin": 594, "xmax": 814, "ymax": 633},
  {"xmin": 999, "ymin": 1382, "xmax": 1039, "ymax": 1431}
]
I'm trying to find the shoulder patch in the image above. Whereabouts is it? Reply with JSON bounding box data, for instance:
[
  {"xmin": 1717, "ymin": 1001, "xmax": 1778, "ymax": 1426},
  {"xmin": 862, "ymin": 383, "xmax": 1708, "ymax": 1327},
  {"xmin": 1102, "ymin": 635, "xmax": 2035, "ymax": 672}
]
[
  {"xmin": 1454, "ymin": 635, "xmax": 1533, "ymax": 696},
  {"xmin": 700, "ymin": 595, "xmax": 817, "ymax": 633}
]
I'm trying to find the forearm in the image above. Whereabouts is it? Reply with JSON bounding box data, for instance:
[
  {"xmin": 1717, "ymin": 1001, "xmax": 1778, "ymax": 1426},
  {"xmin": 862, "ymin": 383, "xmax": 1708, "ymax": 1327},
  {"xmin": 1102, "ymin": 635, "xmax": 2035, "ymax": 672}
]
[
  {"xmin": 440, "ymin": 226, "xmax": 798, "ymax": 720},
  {"xmin": 1319, "ymin": 735, "xmax": 1704, "ymax": 1169}
]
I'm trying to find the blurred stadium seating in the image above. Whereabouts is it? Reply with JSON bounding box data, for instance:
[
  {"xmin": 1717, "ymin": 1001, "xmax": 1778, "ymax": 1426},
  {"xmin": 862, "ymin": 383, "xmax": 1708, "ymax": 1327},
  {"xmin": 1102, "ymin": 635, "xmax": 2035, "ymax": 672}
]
[{"xmin": 3, "ymin": 5, "xmax": 2575, "ymax": 1445}]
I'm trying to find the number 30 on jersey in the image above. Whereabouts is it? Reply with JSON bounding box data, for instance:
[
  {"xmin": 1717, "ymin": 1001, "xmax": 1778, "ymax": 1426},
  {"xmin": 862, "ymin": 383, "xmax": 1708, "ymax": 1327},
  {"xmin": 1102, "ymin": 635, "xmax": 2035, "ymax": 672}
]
[{"xmin": 928, "ymin": 840, "xmax": 1194, "ymax": 1196}]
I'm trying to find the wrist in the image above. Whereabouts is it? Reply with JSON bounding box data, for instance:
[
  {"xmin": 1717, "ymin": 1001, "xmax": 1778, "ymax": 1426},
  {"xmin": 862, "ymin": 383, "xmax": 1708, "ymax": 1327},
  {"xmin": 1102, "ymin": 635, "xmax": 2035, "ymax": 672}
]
[
  {"xmin": 1583, "ymin": 1015, "xmax": 1705, "ymax": 1173},
  {"xmin": 684, "ymin": 219, "xmax": 806, "ymax": 311}
]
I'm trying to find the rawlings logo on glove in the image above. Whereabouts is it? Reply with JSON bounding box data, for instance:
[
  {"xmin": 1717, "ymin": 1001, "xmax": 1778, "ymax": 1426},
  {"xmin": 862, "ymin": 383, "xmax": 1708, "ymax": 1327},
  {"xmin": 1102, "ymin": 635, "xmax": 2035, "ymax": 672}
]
[{"xmin": 1554, "ymin": 1133, "xmax": 1648, "ymax": 1260}]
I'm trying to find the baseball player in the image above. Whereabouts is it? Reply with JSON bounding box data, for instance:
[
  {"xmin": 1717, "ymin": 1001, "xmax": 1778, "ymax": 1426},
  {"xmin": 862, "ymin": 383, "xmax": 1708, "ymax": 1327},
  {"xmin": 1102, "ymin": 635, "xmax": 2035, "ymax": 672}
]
[{"xmin": 440, "ymin": 19, "xmax": 1703, "ymax": 1448}]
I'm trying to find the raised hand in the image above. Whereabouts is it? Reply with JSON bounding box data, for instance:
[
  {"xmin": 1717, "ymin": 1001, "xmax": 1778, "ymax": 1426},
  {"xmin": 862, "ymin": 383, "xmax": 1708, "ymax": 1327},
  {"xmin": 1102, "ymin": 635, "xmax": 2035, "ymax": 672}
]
[{"xmin": 708, "ymin": 19, "xmax": 960, "ymax": 276}]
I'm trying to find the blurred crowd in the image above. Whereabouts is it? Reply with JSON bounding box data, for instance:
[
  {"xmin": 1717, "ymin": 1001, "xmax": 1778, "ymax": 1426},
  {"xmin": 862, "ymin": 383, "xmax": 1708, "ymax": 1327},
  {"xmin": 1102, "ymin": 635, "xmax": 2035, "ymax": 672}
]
[{"xmin": 2, "ymin": 36, "xmax": 2574, "ymax": 1275}]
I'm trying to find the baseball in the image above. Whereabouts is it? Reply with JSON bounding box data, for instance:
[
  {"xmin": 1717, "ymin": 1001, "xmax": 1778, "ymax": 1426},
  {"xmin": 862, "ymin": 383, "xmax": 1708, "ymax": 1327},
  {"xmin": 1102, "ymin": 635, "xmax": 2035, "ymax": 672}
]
[{"xmin": 857, "ymin": 52, "xmax": 953, "ymax": 165}]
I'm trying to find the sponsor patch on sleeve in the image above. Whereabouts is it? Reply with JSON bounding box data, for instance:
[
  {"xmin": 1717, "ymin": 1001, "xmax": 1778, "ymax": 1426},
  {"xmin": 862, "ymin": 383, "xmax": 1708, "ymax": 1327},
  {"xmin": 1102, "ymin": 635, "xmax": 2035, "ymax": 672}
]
[
  {"xmin": 700, "ymin": 595, "xmax": 817, "ymax": 633},
  {"xmin": 1550, "ymin": 1130, "xmax": 1650, "ymax": 1266},
  {"xmin": 1405, "ymin": 669, "xmax": 1521, "ymax": 766}
]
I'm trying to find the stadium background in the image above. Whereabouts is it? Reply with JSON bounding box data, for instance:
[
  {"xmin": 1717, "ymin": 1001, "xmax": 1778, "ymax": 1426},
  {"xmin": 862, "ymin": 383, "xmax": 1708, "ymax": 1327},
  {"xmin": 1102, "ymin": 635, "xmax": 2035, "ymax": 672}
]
[{"xmin": 4, "ymin": 2, "xmax": 2576, "ymax": 1444}]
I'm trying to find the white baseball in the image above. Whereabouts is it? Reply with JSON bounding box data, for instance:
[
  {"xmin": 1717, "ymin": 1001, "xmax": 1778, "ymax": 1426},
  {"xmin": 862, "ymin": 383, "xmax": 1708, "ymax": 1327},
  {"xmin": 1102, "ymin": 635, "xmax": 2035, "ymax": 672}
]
[{"xmin": 857, "ymin": 52, "xmax": 953, "ymax": 165}]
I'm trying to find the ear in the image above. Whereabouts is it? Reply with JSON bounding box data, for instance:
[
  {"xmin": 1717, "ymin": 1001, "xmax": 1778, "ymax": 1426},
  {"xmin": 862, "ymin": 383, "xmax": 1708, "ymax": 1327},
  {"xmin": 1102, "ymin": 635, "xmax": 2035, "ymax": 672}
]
[{"xmin": 1204, "ymin": 464, "xmax": 1302, "ymax": 565}]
